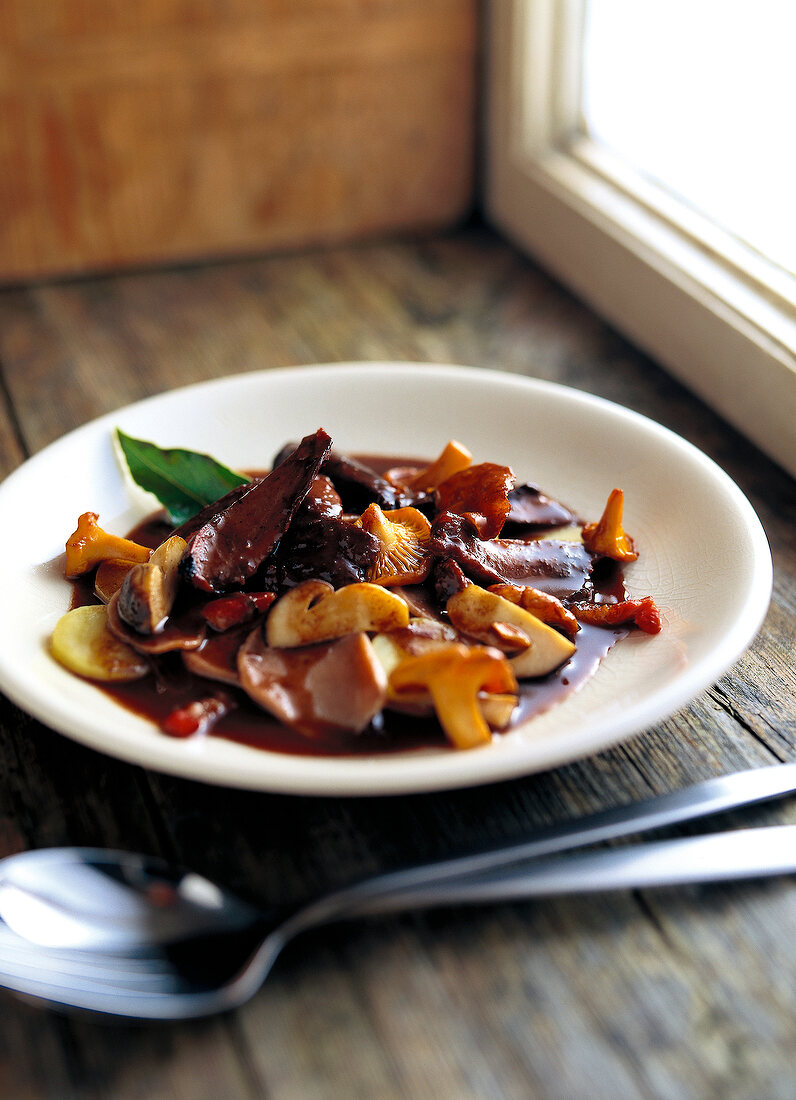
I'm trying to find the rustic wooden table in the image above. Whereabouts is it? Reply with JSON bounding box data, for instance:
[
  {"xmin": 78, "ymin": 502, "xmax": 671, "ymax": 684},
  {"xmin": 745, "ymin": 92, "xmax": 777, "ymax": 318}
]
[{"xmin": 0, "ymin": 225, "xmax": 793, "ymax": 1100}]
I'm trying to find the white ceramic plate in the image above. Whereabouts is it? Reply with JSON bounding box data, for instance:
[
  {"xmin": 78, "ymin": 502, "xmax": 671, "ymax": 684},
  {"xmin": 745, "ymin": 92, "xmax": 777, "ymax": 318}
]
[{"xmin": 0, "ymin": 363, "xmax": 772, "ymax": 795}]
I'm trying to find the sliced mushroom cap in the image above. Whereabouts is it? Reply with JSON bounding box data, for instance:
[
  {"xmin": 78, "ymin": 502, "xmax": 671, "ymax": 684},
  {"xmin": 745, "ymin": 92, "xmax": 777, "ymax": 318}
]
[
  {"xmin": 446, "ymin": 584, "xmax": 576, "ymax": 678},
  {"xmin": 94, "ymin": 558, "xmax": 142, "ymax": 604},
  {"xmin": 107, "ymin": 590, "xmax": 205, "ymax": 656},
  {"xmin": 238, "ymin": 628, "xmax": 387, "ymax": 737},
  {"xmin": 265, "ymin": 580, "xmax": 409, "ymax": 648},
  {"xmin": 116, "ymin": 535, "xmax": 186, "ymax": 634}
]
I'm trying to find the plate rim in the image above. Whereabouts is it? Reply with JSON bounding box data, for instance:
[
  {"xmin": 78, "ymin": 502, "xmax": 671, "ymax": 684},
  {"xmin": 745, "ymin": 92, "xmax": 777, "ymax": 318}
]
[{"xmin": 0, "ymin": 362, "xmax": 773, "ymax": 795}]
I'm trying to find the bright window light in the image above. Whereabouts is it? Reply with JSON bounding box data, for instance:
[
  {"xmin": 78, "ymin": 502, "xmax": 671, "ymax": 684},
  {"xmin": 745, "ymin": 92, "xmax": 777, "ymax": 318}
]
[{"xmin": 581, "ymin": 0, "xmax": 796, "ymax": 279}]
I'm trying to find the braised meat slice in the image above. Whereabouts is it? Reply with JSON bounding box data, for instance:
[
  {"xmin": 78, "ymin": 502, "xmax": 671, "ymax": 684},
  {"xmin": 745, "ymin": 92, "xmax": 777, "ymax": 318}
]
[
  {"xmin": 432, "ymin": 558, "xmax": 470, "ymax": 604},
  {"xmin": 171, "ymin": 479, "xmax": 254, "ymax": 542},
  {"xmin": 429, "ymin": 512, "xmax": 593, "ymax": 599},
  {"xmin": 299, "ymin": 475, "xmax": 343, "ymax": 519},
  {"xmin": 503, "ymin": 483, "xmax": 579, "ymax": 534},
  {"xmin": 321, "ymin": 451, "xmax": 409, "ymax": 512},
  {"xmin": 268, "ymin": 503, "xmax": 380, "ymax": 589},
  {"xmin": 182, "ymin": 428, "xmax": 332, "ymax": 592},
  {"xmin": 274, "ymin": 442, "xmax": 420, "ymax": 512}
]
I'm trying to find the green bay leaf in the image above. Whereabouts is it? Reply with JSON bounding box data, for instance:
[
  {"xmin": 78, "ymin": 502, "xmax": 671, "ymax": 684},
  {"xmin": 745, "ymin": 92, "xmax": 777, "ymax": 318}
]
[{"xmin": 116, "ymin": 429, "xmax": 250, "ymax": 525}]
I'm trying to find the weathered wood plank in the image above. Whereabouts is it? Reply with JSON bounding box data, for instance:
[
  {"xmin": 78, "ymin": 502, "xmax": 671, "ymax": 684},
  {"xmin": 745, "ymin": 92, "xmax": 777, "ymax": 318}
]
[{"xmin": 0, "ymin": 1, "xmax": 476, "ymax": 280}]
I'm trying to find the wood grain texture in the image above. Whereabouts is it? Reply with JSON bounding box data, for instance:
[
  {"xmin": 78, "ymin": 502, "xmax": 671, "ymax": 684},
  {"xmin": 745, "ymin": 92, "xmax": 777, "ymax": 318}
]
[
  {"xmin": 0, "ymin": 225, "xmax": 793, "ymax": 1098},
  {"xmin": 0, "ymin": 1, "xmax": 476, "ymax": 281}
]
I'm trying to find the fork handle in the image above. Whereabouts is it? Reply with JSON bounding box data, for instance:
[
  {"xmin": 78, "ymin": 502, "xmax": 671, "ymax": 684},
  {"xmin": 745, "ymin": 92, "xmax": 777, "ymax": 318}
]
[
  {"xmin": 344, "ymin": 824, "xmax": 796, "ymax": 916},
  {"xmin": 281, "ymin": 762, "xmax": 796, "ymax": 939},
  {"xmin": 311, "ymin": 762, "xmax": 796, "ymax": 914}
]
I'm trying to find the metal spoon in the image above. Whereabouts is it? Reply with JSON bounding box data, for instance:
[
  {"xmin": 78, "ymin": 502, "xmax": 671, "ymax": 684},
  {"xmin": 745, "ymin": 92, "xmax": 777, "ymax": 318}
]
[{"xmin": 0, "ymin": 761, "xmax": 794, "ymax": 1020}]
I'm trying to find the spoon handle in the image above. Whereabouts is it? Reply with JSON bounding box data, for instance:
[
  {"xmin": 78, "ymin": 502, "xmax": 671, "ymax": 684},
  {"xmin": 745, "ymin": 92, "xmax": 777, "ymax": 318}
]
[{"xmin": 348, "ymin": 824, "xmax": 796, "ymax": 915}]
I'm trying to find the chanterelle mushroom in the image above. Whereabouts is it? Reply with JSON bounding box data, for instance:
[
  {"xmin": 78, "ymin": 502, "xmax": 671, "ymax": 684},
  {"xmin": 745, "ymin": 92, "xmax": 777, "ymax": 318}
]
[
  {"xmin": 388, "ymin": 643, "xmax": 517, "ymax": 749},
  {"xmin": 64, "ymin": 512, "xmax": 151, "ymax": 579},
  {"xmin": 434, "ymin": 462, "xmax": 515, "ymax": 539},
  {"xmin": 389, "ymin": 439, "xmax": 472, "ymax": 492},
  {"xmin": 373, "ymin": 621, "xmax": 515, "ymax": 729},
  {"xmin": 356, "ymin": 505, "xmax": 432, "ymax": 586},
  {"xmin": 581, "ymin": 489, "xmax": 638, "ymax": 562},
  {"xmin": 487, "ymin": 583, "xmax": 579, "ymax": 639},
  {"xmin": 265, "ymin": 580, "xmax": 409, "ymax": 648}
]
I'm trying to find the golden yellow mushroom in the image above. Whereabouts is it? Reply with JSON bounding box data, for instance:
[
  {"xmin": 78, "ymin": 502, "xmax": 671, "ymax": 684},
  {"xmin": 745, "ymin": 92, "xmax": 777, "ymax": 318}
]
[
  {"xmin": 581, "ymin": 489, "xmax": 638, "ymax": 562},
  {"xmin": 396, "ymin": 440, "xmax": 473, "ymax": 492},
  {"xmin": 65, "ymin": 512, "xmax": 151, "ymax": 579},
  {"xmin": 388, "ymin": 643, "xmax": 517, "ymax": 749},
  {"xmin": 357, "ymin": 504, "xmax": 432, "ymax": 586}
]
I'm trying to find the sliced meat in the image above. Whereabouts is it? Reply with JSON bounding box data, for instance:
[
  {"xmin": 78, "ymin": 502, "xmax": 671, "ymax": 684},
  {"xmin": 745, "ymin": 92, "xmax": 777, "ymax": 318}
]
[
  {"xmin": 268, "ymin": 504, "xmax": 379, "ymax": 589},
  {"xmin": 503, "ymin": 483, "xmax": 579, "ymax": 533},
  {"xmin": 321, "ymin": 451, "xmax": 410, "ymax": 511},
  {"xmin": 237, "ymin": 628, "xmax": 387, "ymax": 737},
  {"xmin": 299, "ymin": 475, "xmax": 343, "ymax": 519},
  {"xmin": 182, "ymin": 428, "xmax": 332, "ymax": 592},
  {"xmin": 429, "ymin": 512, "xmax": 593, "ymax": 599}
]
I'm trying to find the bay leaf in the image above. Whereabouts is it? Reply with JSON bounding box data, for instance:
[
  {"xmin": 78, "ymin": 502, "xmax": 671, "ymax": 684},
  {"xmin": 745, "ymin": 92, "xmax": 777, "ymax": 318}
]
[{"xmin": 116, "ymin": 429, "xmax": 249, "ymax": 525}]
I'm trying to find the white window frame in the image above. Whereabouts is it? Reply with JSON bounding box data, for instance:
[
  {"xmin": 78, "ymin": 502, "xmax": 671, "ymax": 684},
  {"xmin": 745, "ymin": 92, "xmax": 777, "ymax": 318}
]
[{"xmin": 485, "ymin": 0, "xmax": 796, "ymax": 479}]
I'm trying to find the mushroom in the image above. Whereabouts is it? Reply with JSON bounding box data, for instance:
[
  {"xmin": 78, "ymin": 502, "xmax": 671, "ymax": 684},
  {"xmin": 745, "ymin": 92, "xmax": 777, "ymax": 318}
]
[
  {"xmin": 372, "ymin": 620, "xmax": 515, "ymax": 727},
  {"xmin": 64, "ymin": 512, "xmax": 151, "ymax": 579},
  {"xmin": 388, "ymin": 643, "xmax": 517, "ymax": 749},
  {"xmin": 371, "ymin": 619, "xmax": 458, "ymax": 713},
  {"xmin": 446, "ymin": 584, "xmax": 576, "ymax": 678},
  {"xmin": 387, "ymin": 439, "xmax": 472, "ymax": 492},
  {"xmin": 265, "ymin": 580, "xmax": 409, "ymax": 648},
  {"xmin": 356, "ymin": 505, "xmax": 432, "ymax": 586},
  {"xmin": 581, "ymin": 489, "xmax": 638, "ymax": 562},
  {"xmin": 94, "ymin": 558, "xmax": 144, "ymax": 604},
  {"xmin": 107, "ymin": 592, "xmax": 206, "ymax": 655},
  {"xmin": 487, "ymin": 583, "xmax": 580, "ymax": 639},
  {"xmin": 434, "ymin": 462, "xmax": 515, "ymax": 539},
  {"xmin": 116, "ymin": 535, "xmax": 187, "ymax": 634},
  {"xmin": 238, "ymin": 628, "xmax": 387, "ymax": 737},
  {"xmin": 50, "ymin": 604, "xmax": 150, "ymax": 682}
]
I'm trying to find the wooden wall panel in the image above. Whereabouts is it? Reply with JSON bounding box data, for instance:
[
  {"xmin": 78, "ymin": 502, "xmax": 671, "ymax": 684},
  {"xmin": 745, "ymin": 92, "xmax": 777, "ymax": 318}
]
[{"xmin": 0, "ymin": 1, "xmax": 477, "ymax": 281}]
